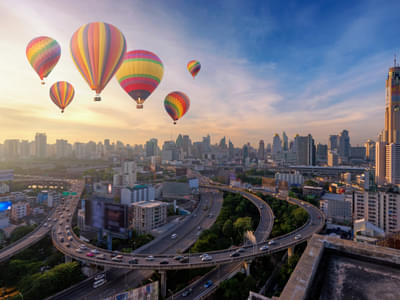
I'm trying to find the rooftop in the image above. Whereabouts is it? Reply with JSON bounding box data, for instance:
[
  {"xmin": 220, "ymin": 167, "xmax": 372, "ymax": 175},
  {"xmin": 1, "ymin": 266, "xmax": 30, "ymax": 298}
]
[{"xmin": 132, "ymin": 200, "xmax": 168, "ymax": 209}]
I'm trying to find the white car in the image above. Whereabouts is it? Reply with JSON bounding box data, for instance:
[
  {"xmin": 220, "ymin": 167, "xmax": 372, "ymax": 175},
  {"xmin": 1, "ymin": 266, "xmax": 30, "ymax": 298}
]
[
  {"xmin": 75, "ymin": 248, "xmax": 83, "ymax": 253},
  {"xmin": 268, "ymin": 240, "xmax": 276, "ymax": 245},
  {"xmin": 43, "ymin": 223, "xmax": 48, "ymax": 227},
  {"xmin": 90, "ymin": 249, "xmax": 99, "ymax": 254},
  {"xmin": 145, "ymin": 256, "xmax": 154, "ymax": 261},
  {"xmin": 201, "ymin": 255, "xmax": 213, "ymax": 261},
  {"xmin": 260, "ymin": 245, "xmax": 269, "ymax": 251},
  {"xmin": 199, "ymin": 253, "xmax": 209, "ymax": 258},
  {"xmin": 171, "ymin": 233, "xmax": 177, "ymax": 239},
  {"xmin": 294, "ymin": 234, "xmax": 302, "ymax": 240}
]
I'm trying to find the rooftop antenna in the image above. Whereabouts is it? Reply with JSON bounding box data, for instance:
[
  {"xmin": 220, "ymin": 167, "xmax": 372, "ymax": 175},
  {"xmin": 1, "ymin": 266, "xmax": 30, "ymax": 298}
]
[{"xmin": 395, "ymin": 54, "xmax": 397, "ymax": 67}]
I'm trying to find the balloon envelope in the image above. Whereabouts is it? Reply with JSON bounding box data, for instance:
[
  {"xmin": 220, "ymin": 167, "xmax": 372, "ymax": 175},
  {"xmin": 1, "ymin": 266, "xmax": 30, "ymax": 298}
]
[
  {"xmin": 70, "ymin": 22, "xmax": 126, "ymax": 100},
  {"xmin": 26, "ymin": 36, "xmax": 61, "ymax": 83},
  {"xmin": 116, "ymin": 50, "xmax": 164, "ymax": 109},
  {"xmin": 49, "ymin": 81, "xmax": 75, "ymax": 113},
  {"xmin": 187, "ymin": 60, "xmax": 201, "ymax": 78},
  {"xmin": 164, "ymin": 91, "xmax": 190, "ymax": 124}
]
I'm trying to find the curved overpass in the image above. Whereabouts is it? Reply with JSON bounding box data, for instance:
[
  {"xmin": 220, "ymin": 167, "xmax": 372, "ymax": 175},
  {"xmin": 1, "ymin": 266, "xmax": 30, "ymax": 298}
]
[
  {"xmin": 0, "ymin": 178, "xmax": 74, "ymax": 263},
  {"xmin": 52, "ymin": 184, "xmax": 324, "ymax": 271}
]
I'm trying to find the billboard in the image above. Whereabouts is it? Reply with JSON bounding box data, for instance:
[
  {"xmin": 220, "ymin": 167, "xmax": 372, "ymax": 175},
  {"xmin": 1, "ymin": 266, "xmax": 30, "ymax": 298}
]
[
  {"xmin": 85, "ymin": 199, "xmax": 128, "ymax": 234},
  {"xmin": 0, "ymin": 201, "xmax": 12, "ymax": 212},
  {"xmin": 0, "ymin": 170, "xmax": 13, "ymax": 182}
]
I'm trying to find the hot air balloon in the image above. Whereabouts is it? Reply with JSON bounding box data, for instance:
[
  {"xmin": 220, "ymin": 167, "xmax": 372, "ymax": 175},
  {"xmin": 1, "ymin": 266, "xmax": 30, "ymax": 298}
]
[
  {"xmin": 49, "ymin": 81, "xmax": 75, "ymax": 113},
  {"xmin": 26, "ymin": 36, "xmax": 61, "ymax": 84},
  {"xmin": 164, "ymin": 91, "xmax": 190, "ymax": 124},
  {"xmin": 115, "ymin": 50, "xmax": 164, "ymax": 109},
  {"xmin": 187, "ymin": 60, "xmax": 201, "ymax": 79},
  {"xmin": 70, "ymin": 22, "xmax": 126, "ymax": 101}
]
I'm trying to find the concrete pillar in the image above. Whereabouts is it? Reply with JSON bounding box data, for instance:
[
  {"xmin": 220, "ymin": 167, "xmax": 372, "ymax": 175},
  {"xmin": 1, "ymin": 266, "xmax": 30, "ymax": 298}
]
[
  {"xmin": 288, "ymin": 246, "xmax": 295, "ymax": 258},
  {"xmin": 159, "ymin": 271, "xmax": 167, "ymax": 299},
  {"xmin": 243, "ymin": 261, "xmax": 251, "ymax": 276},
  {"xmin": 65, "ymin": 255, "xmax": 72, "ymax": 263}
]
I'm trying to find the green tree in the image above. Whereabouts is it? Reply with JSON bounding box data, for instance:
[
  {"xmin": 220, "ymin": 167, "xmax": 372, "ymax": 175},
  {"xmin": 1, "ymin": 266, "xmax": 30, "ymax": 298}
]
[
  {"xmin": 9, "ymin": 225, "xmax": 36, "ymax": 243},
  {"xmin": 222, "ymin": 219, "xmax": 234, "ymax": 237},
  {"xmin": 234, "ymin": 217, "xmax": 252, "ymax": 234}
]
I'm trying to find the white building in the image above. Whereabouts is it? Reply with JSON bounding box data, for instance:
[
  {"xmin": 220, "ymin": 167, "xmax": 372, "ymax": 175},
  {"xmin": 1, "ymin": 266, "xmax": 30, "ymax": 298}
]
[
  {"xmin": 385, "ymin": 143, "xmax": 400, "ymax": 184},
  {"xmin": 353, "ymin": 218, "xmax": 385, "ymax": 244},
  {"xmin": 275, "ymin": 172, "xmax": 304, "ymax": 186},
  {"xmin": 113, "ymin": 161, "xmax": 137, "ymax": 188},
  {"xmin": 131, "ymin": 200, "xmax": 168, "ymax": 234},
  {"xmin": 11, "ymin": 201, "xmax": 30, "ymax": 221},
  {"xmin": 354, "ymin": 191, "xmax": 400, "ymax": 234},
  {"xmin": 121, "ymin": 185, "xmax": 155, "ymax": 205},
  {"xmin": 320, "ymin": 193, "xmax": 352, "ymax": 223},
  {"xmin": 0, "ymin": 183, "xmax": 9, "ymax": 194}
]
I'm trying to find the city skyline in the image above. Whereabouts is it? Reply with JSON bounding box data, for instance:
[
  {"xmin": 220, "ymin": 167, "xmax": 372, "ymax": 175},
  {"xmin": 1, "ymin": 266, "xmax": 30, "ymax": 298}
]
[{"xmin": 2, "ymin": 1, "xmax": 400, "ymax": 145}]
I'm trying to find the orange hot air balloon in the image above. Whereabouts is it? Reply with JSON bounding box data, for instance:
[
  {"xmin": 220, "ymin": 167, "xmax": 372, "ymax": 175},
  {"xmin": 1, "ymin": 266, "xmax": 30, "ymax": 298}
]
[
  {"xmin": 70, "ymin": 22, "xmax": 127, "ymax": 101},
  {"xmin": 49, "ymin": 81, "xmax": 75, "ymax": 113}
]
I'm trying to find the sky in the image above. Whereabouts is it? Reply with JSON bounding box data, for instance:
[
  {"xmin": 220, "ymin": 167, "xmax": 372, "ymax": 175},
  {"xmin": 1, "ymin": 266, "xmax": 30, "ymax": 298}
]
[{"xmin": 0, "ymin": 0, "xmax": 400, "ymax": 147}]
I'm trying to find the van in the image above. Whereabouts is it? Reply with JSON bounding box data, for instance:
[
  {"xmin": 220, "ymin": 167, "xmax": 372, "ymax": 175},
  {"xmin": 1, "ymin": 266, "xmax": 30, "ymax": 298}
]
[{"xmin": 93, "ymin": 278, "xmax": 106, "ymax": 288}]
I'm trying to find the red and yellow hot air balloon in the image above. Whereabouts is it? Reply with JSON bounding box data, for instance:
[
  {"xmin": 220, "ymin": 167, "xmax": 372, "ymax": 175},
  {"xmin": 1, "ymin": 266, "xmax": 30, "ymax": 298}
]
[
  {"xmin": 187, "ymin": 60, "xmax": 201, "ymax": 79},
  {"xmin": 70, "ymin": 22, "xmax": 126, "ymax": 101},
  {"xmin": 49, "ymin": 81, "xmax": 75, "ymax": 113},
  {"xmin": 115, "ymin": 50, "xmax": 164, "ymax": 109},
  {"xmin": 164, "ymin": 91, "xmax": 190, "ymax": 124},
  {"xmin": 26, "ymin": 36, "xmax": 61, "ymax": 84}
]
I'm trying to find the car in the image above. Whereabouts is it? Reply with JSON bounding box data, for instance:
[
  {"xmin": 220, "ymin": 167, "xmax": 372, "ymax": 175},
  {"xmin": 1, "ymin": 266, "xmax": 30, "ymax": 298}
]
[
  {"xmin": 94, "ymin": 273, "xmax": 105, "ymax": 281},
  {"xmin": 294, "ymin": 234, "xmax": 302, "ymax": 240},
  {"xmin": 68, "ymin": 236, "xmax": 73, "ymax": 241},
  {"xmin": 48, "ymin": 218, "xmax": 51, "ymax": 221},
  {"xmin": 111, "ymin": 256, "xmax": 122, "ymax": 262},
  {"xmin": 145, "ymin": 256, "xmax": 154, "ymax": 261},
  {"xmin": 75, "ymin": 248, "xmax": 83, "ymax": 253},
  {"xmin": 90, "ymin": 249, "xmax": 99, "ymax": 254},
  {"xmin": 204, "ymin": 280, "xmax": 213, "ymax": 288},
  {"xmin": 237, "ymin": 248, "xmax": 245, "ymax": 252},
  {"xmin": 65, "ymin": 243, "xmax": 70, "ymax": 248},
  {"xmin": 58, "ymin": 231, "xmax": 63, "ymax": 235},
  {"xmin": 202, "ymin": 255, "xmax": 213, "ymax": 261},
  {"xmin": 171, "ymin": 233, "xmax": 177, "ymax": 239},
  {"xmin": 59, "ymin": 222, "xmax": 63, "ymax": 226},
  {"xmin": 60, "ymin": 237, "xmax": 64, "ymax": 243},
  {"xmin": 260, "ymin": 245, "xmax": 269, "ymax": 251},
  {"xmin": 182, "ymin": 288, "xmax": 193, "ymax": 297},
  {"xmin": 43, "ymin": 223, "xmax": 48, "ymax": 227},
  {"xmin": 199, "ymin": 253, "xmax": 209, "ymax": 258},
  {"xmin": 173, "ymin": 255, "xmax": 184, "ymax": 261},
  {"xmin": 230, "ymin": 252, "xmax": 240, "ymax": 257},
  {"xmin": 79, "ymin": 244, "xmax": 88, "ymax": 250},
  {"xmin": 180, "ymin": 257, "xmax": 189, "ymax": 263},
  {"xmin": 128, "ymin": 258, "xmax": 138, "ymax": 264},
  {"xmin": 160, "ymin": 260, "xmax": 169, "ymax": 265},
  {"xmin": 197, "ymin": 226, "xmax": 201, "ymax": 230},
  {"xmin": 67, "ymin": 231, "xmax": 72, "ymax": 236},
  {"xmin": 65, "ymin": 225, "xmax": 70, "ymax": 230},
  {"xmin": 268, "ymin": 240, "xmax": 276, "ymax": 245},
  {"xmin": 96, "ymin": 254, "xmax": 106, "ymax": 260},
  {"xmin": 93, "ymin": 278, "xmax": 106, "ymax": 288},
  {"xmin": 110, "ymin": 253, "xmax": 117, "ymax": 257},
  {"xmin": 86, "ymin": 252, "xmax": 94, "ymax": 257}
]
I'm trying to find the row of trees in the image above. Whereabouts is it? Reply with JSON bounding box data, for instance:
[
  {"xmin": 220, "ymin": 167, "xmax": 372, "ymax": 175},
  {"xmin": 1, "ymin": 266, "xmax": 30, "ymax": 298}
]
[{"xmin": 191, "ymin": 192, "xmax": 259, "ymax": 253}]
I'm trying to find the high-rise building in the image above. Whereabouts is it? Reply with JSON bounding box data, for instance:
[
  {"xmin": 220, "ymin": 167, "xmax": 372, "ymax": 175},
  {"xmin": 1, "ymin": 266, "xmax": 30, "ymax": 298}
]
[
  {"xmin": 327, "ymin": 150, "xmax": 339, "ymax": 166},
  {"xmin": 19, "ymin": 140, "xmax": 30, "ymax": 159},
  {"xmin": 219, "ymin": 137, "xmax": 227, "ymax": 149},
  {"xmin": 4, "ymin": 139, "xmax": 19, "ymax": 159},
  {"xmin": 295, "ymin": 134, "xmax": 315, "ymax": 165},
  {"xmin": 329, "ymin": 135, "xmax": 338, "ymax": 151},
  {"xmin": 272, "ymin": 134, "xmax": 282, "ymax": 155},
  {"xmin": 182, "ymin": 135, "xmax": 191, "ymax": 158},
  {"xmin": 282, "ymin": 132, "xmax": 288, "ymax": 151},
  {"xmin": 258, "ymin": 140, "xmax": 265, "ymax": 160},
  {"xmin": 365, "ymin": 139, "xmax": 376, "ymax": 162},
  {"xmin": 161, "ymin": 141, "xmax": 179, "ymax": 161},
  {"xmin": 145, "ymin": 138, "xmax": 158, "ymax": 157},
  {"xmin": 316, "ymin": 143, "xmax": 328, "ymax": 164},
  {"xmin": 56, "ymin": 139, "xmax": 69, "ymax": 158},
  {"xmin": 35, "ymin": 133, "xmax": 47, "ymax": 158},
  {"xmin": 376, "ymin": 63, "xmax": 400, "ymax": 185},
  {"xmin": 338, "ymin": 130, "xmax": 350, "ymax": 163}
]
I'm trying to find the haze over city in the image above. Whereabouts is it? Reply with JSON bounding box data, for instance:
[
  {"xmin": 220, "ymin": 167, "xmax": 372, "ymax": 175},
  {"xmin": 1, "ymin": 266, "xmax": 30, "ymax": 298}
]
[{"xmin": 2, "ymin": 0, "xmax": 400, "ymax": 145}]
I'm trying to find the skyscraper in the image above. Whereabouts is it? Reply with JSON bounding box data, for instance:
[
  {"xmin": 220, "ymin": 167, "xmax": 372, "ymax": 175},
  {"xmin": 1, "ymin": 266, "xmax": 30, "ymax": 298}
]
[
  {"xmin": 376, "ymin": 63, "xmax": 400, "ymax": 185},
  {"xmin": 258, "ymin": 140, "xmax": 265, "ymax": 160},
  {"xmin": 338, "ymin": 130, "xmax": 350, "ymax": 163},
  {"xmin": 282, "ymin": 132, "xmax": 288, "ymax": 151},
  {"xmin": 329, "ymin": 135, "xmax": 338, "ymax": 151},
  {"xmin": 272, "ymin": 134, "xmax": 282, "ymax": 155},
  {"xmin": 295, "ymin": 134, "xmax": 315, "ymax": 166},
  {"xmin": 35, "ymin": 133, "xmax": 47, "ymax": 158},
  {"xmin": 145, "ymin": 138, "xmax": 158, "ymax": 157}
]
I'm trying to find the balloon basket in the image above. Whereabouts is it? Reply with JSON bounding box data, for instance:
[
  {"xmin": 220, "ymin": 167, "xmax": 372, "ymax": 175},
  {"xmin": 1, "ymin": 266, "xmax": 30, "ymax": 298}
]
[
  {"xmin": 173, "ymin": 121, "xmax": 177, "ymax": 125},
  {"xmin": 41, "ymin": 81, "xmax": 45, "ymax": 85},
  {"xmin": 94, "ymin": 96, "xmax": 101, "ymax": 102},
  {"xmin": 136, "ymin": 104, "xmax": 143, "ymax": 109}
]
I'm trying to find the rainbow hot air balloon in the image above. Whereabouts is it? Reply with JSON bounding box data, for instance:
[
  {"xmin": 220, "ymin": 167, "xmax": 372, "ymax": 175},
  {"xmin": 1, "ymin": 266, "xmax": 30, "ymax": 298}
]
[
  {"xmin": 26, "ymin": 36, "xmax": 61, "ymax": 85},
  {"xmin": 116, "ymin": 50, "xmax": 164, "ymax": 109},
  {"xmin": 49, "ymin": 81, "xmax": 75, "ymax": 113},
  {"xmin": 70, "ymin": 22, "xmax": 126, "ymax": 101},
  {"xmin": 164, "ymin": 91, "xmax": 190, "ymax": 125},
  {"xmin": 187, "ymin": 60, "xmax": 201, "ymax": 79}
]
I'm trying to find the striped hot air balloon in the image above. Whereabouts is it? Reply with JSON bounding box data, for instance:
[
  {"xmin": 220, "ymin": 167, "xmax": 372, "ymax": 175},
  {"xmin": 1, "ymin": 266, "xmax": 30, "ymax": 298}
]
[
  {"xmin": 70, "ymin": 22, "xmax": 126, "ymax": 101},
  {"xmin": 187, "ymin": 60, "xmax": 201, "ymax": 79},
  {"xmin": 26, "ymin": 36, "xmax": 61, "ymax": 84},
  {"xmin": 164, "ymin": 91, "xmax": 190, "ymax": 124},
  {"xmin": 49, "ymin": 81, "xmax": 75, "ymax": 113},
  {"xmin": 115, "ymin": 50, "xmax": 164, "ymax": 109}
]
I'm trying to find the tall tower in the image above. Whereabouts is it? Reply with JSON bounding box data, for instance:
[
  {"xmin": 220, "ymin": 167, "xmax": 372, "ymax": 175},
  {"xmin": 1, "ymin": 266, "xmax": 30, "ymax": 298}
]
[
  {"xmin": 384, "ymin": 65, "xmax": 400, "ymax": 143},
  {"xmin": 376, "ymin": 61, "xmax": 400, "ymax": 185}
]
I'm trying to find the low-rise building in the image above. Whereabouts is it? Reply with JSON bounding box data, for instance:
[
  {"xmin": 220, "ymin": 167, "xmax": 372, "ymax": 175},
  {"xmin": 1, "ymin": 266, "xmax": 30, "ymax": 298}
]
[
  {"xmin": 131, "ymin": 200, "xmax": 168, "ymax": 234},
  {"xmin": 275, "ymin": 171, "xmax": 304, "ymax": 186},
  {"xmin": 11, "ymin": 201, "xmax": 30, "ymax": 221},
  {"xmin": 320, "ymin": 193, "xmax": 352, "ymax": 224},
  {"xmin": 353, "ymin": 218, "xmax": 385, "ymax": 244},
  {"xmin": 121, "ymin": 185, "xmax": 155, "ymax": 205}
]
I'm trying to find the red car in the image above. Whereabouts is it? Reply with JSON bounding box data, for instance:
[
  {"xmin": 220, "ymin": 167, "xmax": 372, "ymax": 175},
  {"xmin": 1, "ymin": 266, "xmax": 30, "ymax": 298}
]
[{"xmin": 86, "ymin": 252, "xmax": 94, "ymax": 257}]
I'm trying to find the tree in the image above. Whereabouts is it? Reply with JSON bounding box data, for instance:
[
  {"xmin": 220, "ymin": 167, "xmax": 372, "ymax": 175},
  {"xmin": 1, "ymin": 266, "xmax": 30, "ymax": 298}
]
[
  {"xmin": 222, "ymin": 219, "xmax": 234, "ymax": 237},
  {"xmin": 234, "ymin": 217, "xmax": 252, "ymax": 236},
  {"xmin": 9, "ymin": 225, "xmax": 36, "ymax": 243}
]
